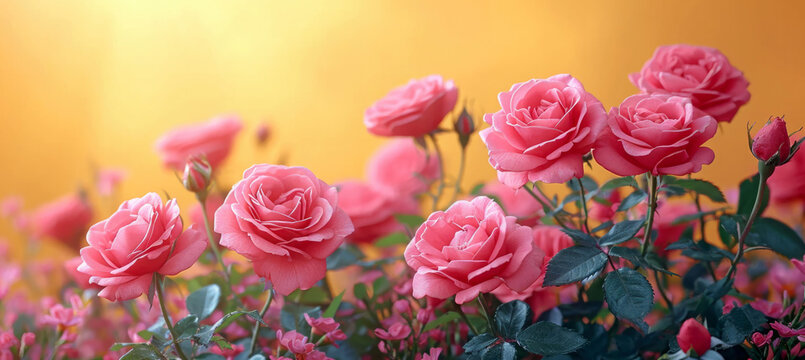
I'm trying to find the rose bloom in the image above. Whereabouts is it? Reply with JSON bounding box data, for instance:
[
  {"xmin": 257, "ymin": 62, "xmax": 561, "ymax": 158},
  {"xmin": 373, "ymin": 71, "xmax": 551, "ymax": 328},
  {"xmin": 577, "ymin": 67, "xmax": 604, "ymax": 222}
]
[
  {"xmin": 404, "ymin": 196, "xmax": 544, "ymax": 304},
  {"xmin": 479, "ymin": 74, "xmax": 607, "ymax": 186},
  {"xmin": 96, "ymin": 168, "xmax": 126, "ymax": 196},
  {"xmin": 154, "ymin": 115, "xmax": 243, "ymax": 170},
  {"xmin": 364, "ymin": 75, "xmax": 458, "ymax": 137},
  {"xmin": 65, "ymin": 256, "xmax": 99, "ymax": 290},
  {"xmin": 653, "ymin": 202, "xmax": 698, "ymax": 256},
  {"xmin": 336, "ymin": 181, "xmax": 419, "ymax": 244},
  {"xmin": 630, "ymin": 44, "xmax": 750, "ymax": 123},
  {"xmin": 367, "ymin": 139, "xmax": 440, "ymax": 196},
  {"xmin": 30, "ymin": 194, "xmax": 93, "ymax": 249},
  {"xmin": 480, "ymin": 181, "xmax": 544, "ymax": 225},
  {"xmin": 768, "ymin": 139, "xmax": 805, "ymax": 205},
  {"xmin": 214, "ymin": 164, "xmax": 354, "ymax": 295},
  {"xmin": 78, "ymin": 193, "xmax": 207, "ymax": 301},
  {"xmin": 594, "ymin": 94, "xmax": 717, "ymax": 176}
]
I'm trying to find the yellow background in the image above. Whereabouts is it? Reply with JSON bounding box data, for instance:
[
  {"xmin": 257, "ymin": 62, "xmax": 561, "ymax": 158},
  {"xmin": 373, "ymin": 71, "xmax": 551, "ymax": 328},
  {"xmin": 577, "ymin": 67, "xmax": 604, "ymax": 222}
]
[{"xmin": 1, "ymin": 1, "xmax": 804, "ymax": 250}]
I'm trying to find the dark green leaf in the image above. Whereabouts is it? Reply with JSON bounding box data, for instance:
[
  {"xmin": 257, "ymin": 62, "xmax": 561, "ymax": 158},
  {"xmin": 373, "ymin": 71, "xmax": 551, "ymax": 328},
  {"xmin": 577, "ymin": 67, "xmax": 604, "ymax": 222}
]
[
  {"xmin": 544, "ymin": 246, "xmax": 607, "ymax": 286},
  {"xmin": 174, "ymin": 315, "xmax": 199, "ymax": 337},
  {"xmin": 665, "ymin": 178, "xmax": 726, "ymax": 203},
  {"xmin": 353, "ymin": 283, "xmax": 369, "ymax": 300},
  {"xmin": 603, "ymin": 268, "xmax": 654, "ymax": 326},
  {"xmin": 481, "ymin": 342, "xmax": 516, "ymax": 360},
  {"xmin": 738, "ymin": 174, "xmax": 769, "ymax": 216},
  {"xmin": 287, "ymin": 287, "xmax": 330, "ymax": 305},
  {"xmin": 186, "ymin": 284, "xmax": 220, "ymax": 321},
  {"xmin": 326, "ymin": 244, "xmax": 365, "ymax": 270},
  {"xmin": 672, "ymin": 208, "xmax": 726, "ymax": 225},
  {"xmin": 469, "ymin": 183, "xmax": 485, "ymax": 195},
  {"xmin": 617, "ymin": 191, "xmax": 647, "ymax": 212},
  {"xmin": 394, "ymin": 214, "xmax": 426, "ymax": 229},
  {"xmin": 560, "ymin": 228, "xmax": 597, "ymax": 246},
  {"xmin": 600, "ymin": 177, "xmax": 639, "ymax": 192},
  {"xmin": 322, "ymin": 291, "xmax": 344, "ymax": 318},
  {"xmin": 423, "ymin": 311, "xmax": 462, "ymax": 332},
  {"xmin": 374, "ymin": 232, "xmax": 410, "ymax": 248},
  {"xmin": 463, "ymin": 333, "xmax": 497, "ymax": 353},
  {"xmin": 746, "ymin": 217, "xmax": 805, "ymax": 259},
  {"xmin": 120, "ymin": 344, "xmax": 162, "ymax": 360},
  {"xmin": 494, "ymin": 300, "xmax": 533, "ymax": 339},
  {"xmin": 517, "ymin": 321, "xmax": 587, "ymax": 356},
  {"xmin": 599, "ymin": 219, "xmax": 645, "ymax": 246},
  {"xmin": 567, "ymin": 175, "xmax": 599, "ymax": 192},
  {"xmin": 719, "ymin": 305, "xmax": 767, "ymax": 345}
]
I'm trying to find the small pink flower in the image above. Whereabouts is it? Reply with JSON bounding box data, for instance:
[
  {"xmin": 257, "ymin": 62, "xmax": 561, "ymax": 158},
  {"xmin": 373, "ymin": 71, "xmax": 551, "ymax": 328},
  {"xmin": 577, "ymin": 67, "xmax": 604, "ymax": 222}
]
[
  {"xmin": 375, "ymin": 322, "xmax": 412, "ymax": 341},
  {"xmin": 30, "ymin": 194, "xmax": 93, "ymax": 249},
  {"xmin": 276, "ymin": 330, "xmax": 314, "ymax": 354},
  {"xmin": 209, "ymin": 343, "xmax": 244, "ymax": 360},
  {"xmin": 41, "ymin": 294, "xmax": 86, "ymax": 330},
  {"xmin": 78, "ymin": 193, "xmax": 207, "ymax": 301},
  {"xmin": 20, "ymin": 333, "xmax": 34, "ymax": 347},
  {"xmin": 304, "ymin": 313, "xmax": 341, "ymax": 334},
  {"xmin": 64, "ymin": 257, "xmax": 99, "ymax": 290},
  {"xmin": 0, "ymin": 265, "xmax": 20, "ymax": 299},
  {"xmin": 653, "ymin": 202, "xmax": 698, "ymax": 255},
  {"xmin": 96, "ymin": 168, "xmax": 126, "ymax": 196},
  {"xmin": 367, "ymin": 139, "xmax": 440, "ymax": 196},
  {"xmin": 752, "ymin": 331, "xmax": 773, "ymax": 346},
  {"xmin": 480, "ymin": 74, "xmax": 607, "ymax": 186},
  {"xmin": 182, "ymin": 156, "xmax": 212, "ymax": 194},
  {"xmin": 215, "ymin": 165, "xmax": 354, "ymax": 296},
  {"xmin": 751, "ymin": 299, "xmax": 793, "ymax": 319},
  {"xmin": 792, "ymin": 257, "xmax": 805, "ymax": 276},
  {"xmin": 768, "ymin": 138, "xmax": 805, "ymax": 205},
  {"xmin": 630, "ymin": 44, "xmax": 750, "ymax": 123},
  {"xmin": 420, "ymin": 347, "xmax": 443, "ymax": 360},
  {"xmin": 393, "ymin": 300, "xmax": 411, "ymax": 315},
  {"xmin": 336, "ymin": 180, "xmax": 419, "ymax": 244},
  {"xmin": 771, "ymin": 322, "xmax": 805, "ymax": 338},
  {"xmin": 722, "ymin": 296, "xmax": 740, "ymax": 315},
  {"xmin": 155, "ymin": 115, "xmax": 243, "ymax": 170},
  {"xmin": 594, "ymin": 94, "xmax": 717, "ymax": 176},
  {"xmin": 365, "ymin": 75, "xmax": 458, "ymax": 137}
]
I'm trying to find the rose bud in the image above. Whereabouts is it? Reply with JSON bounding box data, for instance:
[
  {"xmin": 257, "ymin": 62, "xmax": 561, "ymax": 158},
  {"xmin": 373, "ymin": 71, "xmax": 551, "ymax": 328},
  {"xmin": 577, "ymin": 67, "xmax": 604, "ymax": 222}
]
[
  {"xmin": 453, "ymin": 106, "xmax": 475, "ymax": 148},
  {"xmin": 677, "ymin": 318, "xmax": 711, "ymax": 356},
  {"xmin": 21, "ymin": 332, "xmax": 35, "ymax": 347},
  {"xmin": 182, "ymin": 156, "xmax": 212, "ymax": 194},
  {"xmin": 256, "ymin": 121, "xmax": 272, "ymax": 146},
  {"xmin": 752, "ymin": 117, "xmax": 791, "ymax": 163}
]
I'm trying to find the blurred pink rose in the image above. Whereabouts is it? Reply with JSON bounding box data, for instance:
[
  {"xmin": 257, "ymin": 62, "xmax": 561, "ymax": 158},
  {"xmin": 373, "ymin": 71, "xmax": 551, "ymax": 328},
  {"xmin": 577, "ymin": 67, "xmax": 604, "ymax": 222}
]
[
  {"xmin": 589, "ymin": 189, "xmax": 621, "ymax": 223},
  {"xmin": 367, "ymin": 139, "xmax": 440, "ymax": 196},
  {"xmin": 404, "ymin": 196, "xmax": 544, "ymax": 304},
  {"xmin": 768, "ymin": 139, "xmax": 805, "ymax": 205},
  {"xmin": 480, "ymin": 74, "xmax": 607, "ymax": 186},
  {"xmin": 374, "ymin": 322, "xmax": 411, "ymax": 341},
  {"xmin": 96, "ymin": 168, "xmax": 126, "ymax": 196},
  {"xmin": 276, "ymin": 330, "xmax": 314, "ymax": 355},
  {"xmin": 653, "ymin": 202, "xmax": 698, "ymax": 255},
  {"xmin": 0, "ymin": 196, "xmax": 22, "ymax": 218},
  {"xmin": 365, "ymin": 75, "xmax": 458, "ymax": 137},
  {"xmin": 30, "ymin": 194, "xmax": 93, "ymax": 249},
  {"xmin": 40, "ymin": 294, "xmax": 86, "ymax": 330},
  {"xmin": 214, "ymin": 165, "xmax": 354, "ymax": 295},
  {"xmin": 65, "ymin": 256, "xmax": 99, "ymax": 290},
  {"xmin": 630, "ymin": 44, "xmax": 750, "ymax": 123},
  {"xmin": 0, "ymin": 330, "xmax": 17, "ymax": 359},
  {"xmin": 78, "ymin": 193, "xmax": 207, "ymax": 301},
  {"xmin": 337, "ymin": 181, "xmax": 419, "ymax": 244},
  {"xmin": 594, "ymin": 94, "xmax": 717, "ymax": 176},
  {"xmin": 480, "ymin": 182, "xmax": 544, "ymax": 225},
  {"xmin": 0, "ymin": 265, "xmax": 20, "ymax": 299},
  {"xmin": 154, "ymin": 116, "xmax": 242, "ymax": 170}
]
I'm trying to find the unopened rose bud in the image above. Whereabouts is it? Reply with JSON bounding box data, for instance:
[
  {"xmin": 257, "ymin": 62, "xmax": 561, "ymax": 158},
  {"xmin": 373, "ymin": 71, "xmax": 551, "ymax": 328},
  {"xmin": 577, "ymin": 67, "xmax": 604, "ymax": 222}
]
[
  {"xmin": 256, "ymin": 121, "xmax": 272, "ymax": 146},
  {"xmin": 453, "ymin": 107, "xmax": 475, "ymax": 148},
  {"xmin": 752, "ymin": 117, "xmax": 791, "ymax": 162},
  {"xmin": 676, "ymin": 318, "xmax": 711, "ymax": 356},
  {"xmin": 21, "ymin": 332, "xmax": 35, "ymax": 346},
  {"xmin": 182, "ymin": 156, "xmax": 212, "ymax": 194}
]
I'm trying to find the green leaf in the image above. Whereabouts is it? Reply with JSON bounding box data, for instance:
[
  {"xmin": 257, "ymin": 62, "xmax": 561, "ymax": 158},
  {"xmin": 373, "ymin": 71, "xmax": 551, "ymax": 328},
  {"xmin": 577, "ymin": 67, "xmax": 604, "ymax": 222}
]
[
  {"xmin": 617, "ymin": 190, "xmax": 647, "ymax": 212},
  {"xmin": 193, "ymin": 310, "xmax": 262, "ymax": 345},
  {"xmin": 174, "ymin": 315, "xmax": 199, "ymax": 337},
  {"xmin": 482, "ymin": 342, "xmax": 517, "ymax": 360},
  {"xmin": 665, "ymin": 178, "xmax": 726, "ymax": 203},
  {"xmin": 463, "ymin": 333, "xmax": 497, "ymax": 353},
  {"xmin": 560, "ymin": 228, "xmax": 597, "ymax": 246},
  {"xmin": 718, "ymin": 215, "xmax": 741, "ymax": 249},
  {"xmin": 738, "ymin": 174, "xmax": 769, "ymax": 216},
  {"xmin": 746, "ymin": 217, "xmax": 805, "ymax": 259},
  {"xmin": 120, "ymin": 344, "xmax": 162, "ymax": 360},
  {"xmin": 672, "ymin": 208, "xmax": 726, "ymax": 226},
  {"xmin": 423, "ymin": 311, "xmax": 462, "ymax": 332},
  {"xmin": 517, "ymin": 321, "xmax": 587, "ymax": 356},
  {"xmin": 719, "ymin": 305, "xmax": 767, "ymax": 345},
  {"xmin": 599, "ymin": 219, "xmax": 645, "ymax": 246},
  {"xmin": 567, "ymin": 175, "xmax": 599, "ymax": 192},
  {"xmin": 287, "ymin": 287, "xmax": 330, "ymax": 305},
  {"xmin": 544, "ymin": 246, "xmax": 607, "ymax": 286},
  {"xmin": 600, "ymin": 177, "xmax": 639, "ymax": 192},
  {"xmin": 186, "ymin": 284, "xmax": 220, "ymax": 321},
  {"xmin": 469, "ymin": 183, "xmax": 485, "ymax": 195},
  {"xmin": 374, "ymin": 232, "xmax": 410, "ymax": 248},
  {"xmin": 394, "ymin": 214, "xmax": 426, "ymax": 229},
  {"xmin": 494, "ymin": 300, "xmax": 533, "ymax": 339},
  {"xmin": 326, "ymin": 244, "xmax": 365, "ymax": 270},
  {"xmin": 353, "ymin": 283, "xmax": 369, "ymax": 300},
  {"xmin": 322, "ymin": 291, "xmax": 344, "ymax": 318},
  {"xmin": 603, "ymin": 268, "xmax": 654, "ymax": 327}
]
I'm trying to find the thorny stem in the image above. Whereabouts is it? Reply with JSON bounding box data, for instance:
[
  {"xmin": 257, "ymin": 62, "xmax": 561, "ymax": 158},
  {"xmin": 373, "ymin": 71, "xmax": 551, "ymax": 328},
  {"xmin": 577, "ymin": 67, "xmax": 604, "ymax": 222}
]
[
  {"xmin": 156, "ymin": 275, "xmax": 189, "ymax": 360},
  {"xmin": 639, "ymin": 174, "xmax": 659, "ymax": 258},
  {"xmin": 725, "ymin": 171, "xmax": 767, "ymax": 280},
  {"xmin": 576, "ymin": 178, "xmax": 592, "ymax": 234},
  {"xmin": 476, "ymin": 295, "xmax": 495, "ymax": 335},
  {"xmin": 457, "ymin": 305, "xmax": 481, "ymax": 335},
  {"xmin": 450, "ymin": 146, "xmax": 468, "ymax": 203},
  {"xmin": 428, "ymin": 133, "xmax": 446, "ymax": 212},
  {"xmin": 653, "ymin": 270, "xmax": 674, "ymax": 313},
  {"xmin": 248, "ymin": 288, "xmax": 274, "ymax": 355}
]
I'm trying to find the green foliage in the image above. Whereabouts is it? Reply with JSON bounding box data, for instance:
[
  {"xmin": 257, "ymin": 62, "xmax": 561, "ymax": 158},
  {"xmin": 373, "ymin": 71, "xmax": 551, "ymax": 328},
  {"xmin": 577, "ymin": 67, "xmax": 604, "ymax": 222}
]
[
  {"xmin": 719, "ymin": 305, "xmax": 767, "ymax": 345},
  {"xmin": 494, "ymin": 300, "xmax": 533, "ymax": 340},
  {"xmin": 517, "ymin": 321, "xmax": 588, "ymax": 356},
  {"xmin": 603, "ymin": 268, "xmax": 654, "ymax": 331},
  {"xmin": 326, "ymin": 244, "xmax": 365, "ymax": 270},
  {"xmin": 186, "ymin": 284, "xmax": 220, "ymax": 321},
  {"xmin": 423, "ymin": 311, "xmax": 462, "ymax": 332},
  {"xmin": 374, "ymin": 232, "xmax": 411, "ymax": 247},
  {"xmin": 738, "ymin": 173, "xmax": 769, "ymax": 216},
  {"xmin": 598, "ymin": 219, "xmax": 645, "ymax": 246},
  {"xmin": 664, "ymin": 178, "xmax": 726, "ymax": 203},
  {"xmin": 600, "ymin": 176, "xmax": 639, "ymax": 192},
  {"xmin": 617, "ymin": 190, "xmax": 647, "ymax": 212},
  {"xmin": 746, "ymin": 217, "xmax": 805, "ymax": 259},
  {"xmin": 544, "ymin": 246, "xmax": 608, "ymax": 286}
]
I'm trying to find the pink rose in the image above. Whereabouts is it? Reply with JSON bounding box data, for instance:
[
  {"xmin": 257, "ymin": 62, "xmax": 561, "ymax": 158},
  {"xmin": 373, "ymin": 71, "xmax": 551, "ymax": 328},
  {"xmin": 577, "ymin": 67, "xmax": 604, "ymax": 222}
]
[
  {"xmin": 752, "ymin": 117, "xmax": 791, "ymax": 162},
  {"xmin": 214, "ymin": 165, "xmax": 354, "ymax": 295},
  {"xmin": 364, "ymin": 75, "xmax": 458, "ymax": 137},
  {"xmin": 630, "ymin": 44, "xmax": 750, "ymax": 123},
  {"xmin": 30, "ymin": 194, "xmax": 93, "ymax": 249},
  {"xmin": 404, "ymin": 196, "xmax": 543, "ymax": 304},
  {"xmin": 65, "ymin": 256, "xmax": 99, "ymax": 290},
  {"xmin": 593, "ymin": 94, "xmax": 717, "ymax": 176},
  {"xmin": 367, "ymin": 139, "xmax": 440, "ymax": 196},
  {"xmin": 480, "ymin": 74, "xmax": 607, "ymax": 186},
  {"xmin": 96, "ymin": 168, "xmax": 126, "ymax": 197},
  {"xmin": 480, "ymin": 182, "xmax": 544, "ymax": 225},
  {"xmin": 154, "ymin": 116, "xmax": 242, "ymax": 170},
  {"xmin": 336, "ymin": 181, "xmax": 419, "ymax": 244},
  {"xmin": 78, "ymin": 193, "xmax": 207, "ymax": 301},
  {"xmin": 768, "ymin": 138, "xmax": 805, "ymax": 204}
]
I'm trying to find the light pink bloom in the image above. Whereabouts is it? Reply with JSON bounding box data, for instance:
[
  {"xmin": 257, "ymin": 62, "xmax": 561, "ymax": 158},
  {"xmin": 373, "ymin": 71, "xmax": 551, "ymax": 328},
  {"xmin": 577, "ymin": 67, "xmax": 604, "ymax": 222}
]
[
  {"xmin": 78, "ymin": 193, "xmax": 207, "ymax": 301},
  {"xmin": 40, "ymin": 294, "xmax": 86, "ymax": 330},
  {"xmin": 209, "ymin": 343, "xmax": 244, "ymax": 360},
  {"xmin": 752, "ymin": 331, "xmax": 773, "ymax": 346},
  {"xmin": 367, "ymin": 139, "xmax": 440, "ymax": 196},
  {"xmin": 420, "ymin": 347, "xmax": 443, "ymax": 360},
  {"xmin": 336, "ymin": 180, "xmax": 419, "ymax": 244},
  {"xmin": 214, "ymin": 165, "xmax": 353, "ymax": 295},
  {"xmin": 155, "ymin": 115, "xmax": 243, "ymax": 170},
  {"xmin": 771, "ymin": 322, "xmax": 805, "ymax": 337},
  {"xmin": 0, "ymin": 330, "xmax": 17, "ymax": 360},
  {"xmin": 653, "ymin": 202, "xmax": 698, "ymax": 255},
  {"xmin": 20, "ymin": 333, "xmax": 34, "ymax": 347},
  {"xmin": 96, "ymin": 168, "xmax": 126, "ymax": 196},
  {"xmin": 480, "ymin": 74, "xmax": 607, "ymax": 186},
  {"xmin": 751, "ymin": 299, "xmax": 793, "ymax": 319},
  {"xmin": 594, "ymin": 94, "xmax": 717, "ymax": 176},
  {"xmin": 64, "ymin": 256, "xmax": 99, "ymax": 290},
  {"xmin": 630, "ymin": 44, "xmax": 750, "ymax": 123},
  {"xmin": 374, "ymin": 322, "xmax": 412, "ymax": 341},
  {"xmin": 0, "ymin": 265, "xmax": 20, "ymax": 299},
  {"xmin": 276, "ymin": 330, "xmax": 314, "ymax": 354},
  {"xmin": 30, "ymin": 194, "xmax": 93, "ymax": 249},
  {"xmin": 792, "ymin": 256, "xmax": 805, "ymax": 275},
  {"xmin": 404, "ymin": 196, "xmax": 544, "ymax": 304},
  {"xmin": 365, "ymin": 75, "xmax": 458, "ymax": 137}
]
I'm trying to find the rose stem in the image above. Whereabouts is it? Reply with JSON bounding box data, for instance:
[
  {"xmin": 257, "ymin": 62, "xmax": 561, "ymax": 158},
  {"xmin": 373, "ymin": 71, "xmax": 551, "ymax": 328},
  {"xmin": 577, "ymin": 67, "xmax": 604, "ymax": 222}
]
[
  {"xmin": 639, "ymin": 174, "xmax": 659, "ymax": 258},
  {"xmin": 523, "ymin": 185, "xmax": 570, "ymax": 229},
  {"xmin": 450, "ymin": 146, "xmax": 468, "ymax": 203},
  {"xmin": 576, "ymin": 177, "xmax": 592, "ymax": 234},
  {"xmin": 248, "ymin": 288, "xmax": 274, "ymax": 356},
  {"xmin": 725, "ymin": 171, "xmax": 767, "ymax": 280},
  {"xmin": 428, "ymin": 133, "xmax": 446, "ymax": 212},
  {"xmin": 156, "ymin": 275, "xmax": 190, "ymax": 360},
  {"xmin": 198, "ymin": 194, "xmax": 234, "ymax": 291}
]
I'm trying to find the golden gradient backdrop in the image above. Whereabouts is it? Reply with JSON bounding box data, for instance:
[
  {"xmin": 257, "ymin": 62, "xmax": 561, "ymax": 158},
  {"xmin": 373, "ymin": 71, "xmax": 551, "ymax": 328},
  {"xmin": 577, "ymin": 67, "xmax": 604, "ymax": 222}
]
[{"xmin": 1, "ymin": 1, "xmax": 804, "ymax": 251}]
